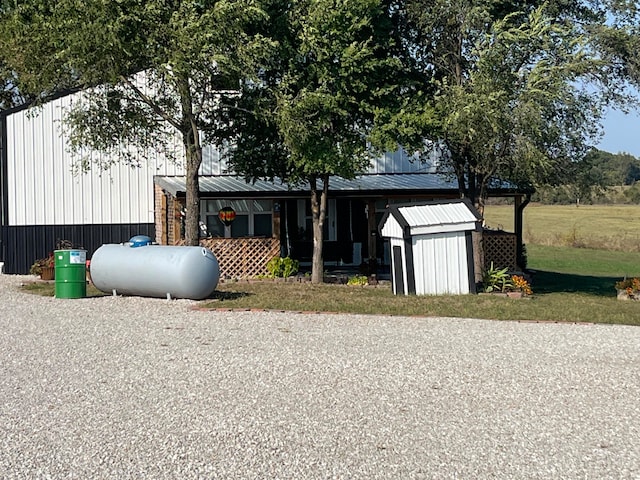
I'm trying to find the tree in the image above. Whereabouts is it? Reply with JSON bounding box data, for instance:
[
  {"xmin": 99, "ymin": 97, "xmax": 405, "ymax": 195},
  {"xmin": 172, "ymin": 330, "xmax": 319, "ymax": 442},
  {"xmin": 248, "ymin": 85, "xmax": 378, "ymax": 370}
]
[
  {"xmin": 0, "ymin": 0, "xmax": 271, "ymax": 245},
  {"xmin": 400, "ymin": 0, "xmax": 621, "ymax": 213},
  {"xmin": 0, "ymin": 60, "xmax": 22, "ymax": 110},
  {"xmin": 0, "ymin": 1, "xmax": 27, "ymax": 110},
  {"xmin": 221, "ymin": 0, "xmax": 406, "ymax": 283}
]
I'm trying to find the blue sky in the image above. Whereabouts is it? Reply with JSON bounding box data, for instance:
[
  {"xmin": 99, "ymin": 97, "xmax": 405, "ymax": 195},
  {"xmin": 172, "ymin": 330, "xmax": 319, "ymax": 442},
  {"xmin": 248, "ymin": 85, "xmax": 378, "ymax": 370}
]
[{"xmin": 597, "ymin": 108, "xmax": 640, "ymax": 157}]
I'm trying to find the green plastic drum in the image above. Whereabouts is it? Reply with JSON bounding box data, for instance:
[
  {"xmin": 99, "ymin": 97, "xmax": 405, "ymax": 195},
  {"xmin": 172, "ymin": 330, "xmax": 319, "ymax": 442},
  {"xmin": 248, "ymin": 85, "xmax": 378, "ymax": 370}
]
[{"xmin": 54, "ymin": 249, "xmax": 87, "ymax": 299}]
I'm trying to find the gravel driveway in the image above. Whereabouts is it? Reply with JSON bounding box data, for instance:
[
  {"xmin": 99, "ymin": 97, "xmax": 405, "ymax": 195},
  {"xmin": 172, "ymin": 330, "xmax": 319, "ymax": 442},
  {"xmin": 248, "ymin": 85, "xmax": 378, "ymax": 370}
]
[{"xmin": 1, "ymin": 274, "xmax": 639, "ymax": 479}]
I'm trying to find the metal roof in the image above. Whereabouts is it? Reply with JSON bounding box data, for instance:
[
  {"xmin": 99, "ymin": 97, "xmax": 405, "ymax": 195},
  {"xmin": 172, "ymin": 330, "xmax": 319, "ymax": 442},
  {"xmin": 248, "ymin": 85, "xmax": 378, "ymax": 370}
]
[
  {"xmin": 154, "ymin": 173, "xmax": 523, "ymax": 197},
  {"xmin": 379, "ymin": 199, "xmax": 482, "ymax": 238},
  {"xmin": 155, "ymin": 173, "xmax": 524, "ymax": 198},
  {"xmin": 398, "ymin": 201, "xmax": 479, "ymax": 228}
]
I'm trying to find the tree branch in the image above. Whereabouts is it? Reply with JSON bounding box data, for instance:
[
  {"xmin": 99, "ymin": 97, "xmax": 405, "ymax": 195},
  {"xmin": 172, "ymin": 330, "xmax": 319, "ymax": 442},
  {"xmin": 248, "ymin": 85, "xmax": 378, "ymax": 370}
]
[{"xmin": 119, "ymin": 74, "xmax": 182, "ymax": 132}]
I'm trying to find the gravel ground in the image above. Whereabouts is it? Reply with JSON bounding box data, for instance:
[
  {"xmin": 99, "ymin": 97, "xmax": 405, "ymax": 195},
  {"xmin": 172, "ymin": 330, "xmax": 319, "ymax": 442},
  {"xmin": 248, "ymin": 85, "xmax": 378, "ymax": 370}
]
[{"xmin": 1, "ymin": 274, "xmax": 639, "ymax": 479}]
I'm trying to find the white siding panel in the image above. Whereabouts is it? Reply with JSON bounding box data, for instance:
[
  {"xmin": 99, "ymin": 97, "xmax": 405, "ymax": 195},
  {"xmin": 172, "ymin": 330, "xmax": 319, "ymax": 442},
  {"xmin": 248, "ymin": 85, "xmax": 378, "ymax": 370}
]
[
  {"xmin": 366, "ymin": 147, "xmax": 438, "ymax": 174},
  {"xmin": 200, "ymin": 143, "xmax": 229, "ymax": 175},
  {"xmin": 413, "ymin": 233, "xmax": 469, "ymax": 295},
  {"xmin": 6, "ymin": 94, "xmax": 188, "ymax": 227},
  {"xmin": 379, "ymin": 214, "xmax": 404, "ymax": 240}
]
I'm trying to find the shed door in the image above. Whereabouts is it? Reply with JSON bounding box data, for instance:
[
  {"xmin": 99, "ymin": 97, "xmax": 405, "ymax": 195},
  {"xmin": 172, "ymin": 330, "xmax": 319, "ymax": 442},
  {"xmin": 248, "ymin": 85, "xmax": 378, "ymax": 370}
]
[{"xmin": 392, "ymin": 245, "xmax": 404, "ymax": 295}]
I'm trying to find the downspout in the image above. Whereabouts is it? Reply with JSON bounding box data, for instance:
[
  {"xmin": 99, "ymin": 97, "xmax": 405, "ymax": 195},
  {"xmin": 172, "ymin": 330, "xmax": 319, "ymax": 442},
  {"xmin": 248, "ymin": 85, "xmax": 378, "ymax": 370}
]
[
  {"xmin": 0, "ymin": 112, "xmax": 8, "ymax": 267},
  {"xmin": 515, "ymin": 193, "xmax": 531, "ymax": 270}
]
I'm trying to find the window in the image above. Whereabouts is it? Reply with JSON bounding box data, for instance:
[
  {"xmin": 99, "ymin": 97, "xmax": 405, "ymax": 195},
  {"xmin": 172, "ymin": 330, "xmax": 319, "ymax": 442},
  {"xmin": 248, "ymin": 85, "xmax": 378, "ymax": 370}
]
[
  {"xmin": 297, "ymin": 199, "xmax": 336, "ymax": 241},
  {"xmin": 201, "ymin": 199, "xmax": 273, "ymax": 238}
]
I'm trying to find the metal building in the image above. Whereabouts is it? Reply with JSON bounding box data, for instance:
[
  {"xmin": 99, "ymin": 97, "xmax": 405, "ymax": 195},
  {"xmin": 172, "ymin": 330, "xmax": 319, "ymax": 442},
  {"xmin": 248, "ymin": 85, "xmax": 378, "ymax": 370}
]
[
  {"xmin": 379, "ymin": 199, "xmax": 482, "ymax": 295},
  {"xmin": 0, "ymin": 92, "xmax": 185, "ymax": 273}
]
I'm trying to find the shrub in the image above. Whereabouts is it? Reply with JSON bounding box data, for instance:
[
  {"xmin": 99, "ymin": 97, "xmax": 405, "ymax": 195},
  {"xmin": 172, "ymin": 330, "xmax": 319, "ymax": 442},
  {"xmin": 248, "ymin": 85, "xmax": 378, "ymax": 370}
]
[
  {"xmin": 615, "ymin": 278, "xmax": 636, "ymax": 290},
  {"xmin": 266, "ymin": 256, "xmax": 299, "ymax": 278},
  {"xmin": 615, "ymin": 277, "xmax": 640, "ymax": 299},
  {"xmin": 347, "ymin": 275, "xmax": 368, "ymax": 286}
]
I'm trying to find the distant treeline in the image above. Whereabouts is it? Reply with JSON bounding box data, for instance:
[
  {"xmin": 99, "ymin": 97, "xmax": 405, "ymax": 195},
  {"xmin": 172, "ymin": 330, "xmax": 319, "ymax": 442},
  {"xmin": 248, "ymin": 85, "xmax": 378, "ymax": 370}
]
[{"xmin": 533, "ymin": 150, "xmax": 640, "ymax": 204}]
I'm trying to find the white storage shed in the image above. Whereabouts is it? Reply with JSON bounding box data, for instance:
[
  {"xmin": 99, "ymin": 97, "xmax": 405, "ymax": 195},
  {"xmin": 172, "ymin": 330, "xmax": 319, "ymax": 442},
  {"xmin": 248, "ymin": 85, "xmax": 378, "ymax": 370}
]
[{"xmin": 379, "ymin": 199, "xmax": 482, "ymax": 295}]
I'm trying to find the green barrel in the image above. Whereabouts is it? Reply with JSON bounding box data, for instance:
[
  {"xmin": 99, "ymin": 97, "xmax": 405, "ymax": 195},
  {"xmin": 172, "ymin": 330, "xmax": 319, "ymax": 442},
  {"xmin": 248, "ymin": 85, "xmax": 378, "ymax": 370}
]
[{"xmin": 54, "ymin": 249, "xmax": 87, "ymax": 299}]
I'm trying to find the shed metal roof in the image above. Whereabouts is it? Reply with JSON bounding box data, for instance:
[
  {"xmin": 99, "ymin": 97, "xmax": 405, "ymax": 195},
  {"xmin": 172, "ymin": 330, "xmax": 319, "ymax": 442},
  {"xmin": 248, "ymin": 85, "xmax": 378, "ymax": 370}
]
[
  {"xmin": 399, "ymin": 201, "xmax": 480, "ymax": 228},
  {"xmin": 379, "ymin": 199, "xmax": 482, "ymax": 238},
  {"xmin": 155, "ymin": 173, "xmax": 524, "ymax": 198}
]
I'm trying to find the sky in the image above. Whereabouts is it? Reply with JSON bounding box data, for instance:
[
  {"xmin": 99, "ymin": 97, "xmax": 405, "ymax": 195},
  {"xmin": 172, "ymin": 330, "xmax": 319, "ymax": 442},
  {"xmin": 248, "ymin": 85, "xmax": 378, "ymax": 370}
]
[{"xmin": 597, "ymin": 108, "xmax": 640, "ymax": 157}]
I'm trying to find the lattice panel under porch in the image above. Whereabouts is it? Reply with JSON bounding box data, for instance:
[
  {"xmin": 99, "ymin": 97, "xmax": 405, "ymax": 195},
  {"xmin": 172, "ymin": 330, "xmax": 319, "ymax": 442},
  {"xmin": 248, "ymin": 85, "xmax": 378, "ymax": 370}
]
[
  {"xmin": 483, "ymin": 231, "xmax": 517, "ymax": 271},
  {"xmin": 177, "ymin": 238, "xmax": 281, "ymax": 279}
]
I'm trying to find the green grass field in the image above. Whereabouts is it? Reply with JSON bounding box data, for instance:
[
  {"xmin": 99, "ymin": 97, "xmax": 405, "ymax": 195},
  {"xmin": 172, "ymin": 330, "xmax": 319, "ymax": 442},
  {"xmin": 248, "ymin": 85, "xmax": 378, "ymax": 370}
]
[{"xmin": 484, "ymin": 204, "xmax": 640, "ymax": 251}]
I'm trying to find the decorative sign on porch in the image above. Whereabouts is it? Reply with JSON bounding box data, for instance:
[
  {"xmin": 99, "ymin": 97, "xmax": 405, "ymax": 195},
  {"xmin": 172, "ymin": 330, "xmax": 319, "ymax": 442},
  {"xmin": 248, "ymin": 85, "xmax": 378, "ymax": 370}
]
[{"xmin": 218, "ymin": 206, "xmax": 236, "ymax": 226}]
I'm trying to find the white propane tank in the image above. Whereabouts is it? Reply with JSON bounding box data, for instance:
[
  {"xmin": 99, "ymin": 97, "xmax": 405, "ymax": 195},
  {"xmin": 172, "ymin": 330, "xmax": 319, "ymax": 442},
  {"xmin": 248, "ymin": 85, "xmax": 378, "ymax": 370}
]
[{"xmin": 90, "ymin": 244, "xmax": 220, "ymax": 300}]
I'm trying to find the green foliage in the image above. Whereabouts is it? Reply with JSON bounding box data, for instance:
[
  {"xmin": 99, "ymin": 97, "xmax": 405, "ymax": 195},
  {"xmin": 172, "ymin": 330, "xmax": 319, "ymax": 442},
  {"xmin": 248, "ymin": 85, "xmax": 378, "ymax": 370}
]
[
  {"xmin": 347, "ymin": 275, "xmax": 369, "ymax": 286},
  {"xmin": 483, "ymin": 262, "xmax": 513, "ymax": 293},
  {"xmin": 399, "ymin": 0, "xmax": 639, "ymax": 208},
  {"xmin": 624, "ymin": 183, "xmax": 640, "ymax": 203},
  {"xmin": 585, "ymin": 149, "xmax": 640, "ymax": 187},
  {"xmin": 222, "ymin": 0, "xmax": 406, "ymax": 283},
  {"xmin": 266, "ymin": 256, "xmax": 299, "ymax": 278}
]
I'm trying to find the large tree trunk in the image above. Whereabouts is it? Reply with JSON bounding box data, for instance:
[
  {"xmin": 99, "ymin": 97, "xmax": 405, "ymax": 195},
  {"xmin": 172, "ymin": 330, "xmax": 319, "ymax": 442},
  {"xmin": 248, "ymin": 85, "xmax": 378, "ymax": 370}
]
[
  {"xmin": 184, "ymin": 140, "xmax": 202, "ymax": 246},
  {"xmin": 456, "ymin": 165, "xmax": 485, "ymax": 287},
  {"xmin": 310, "ymin": 174, "xmax": 328, "ymax": 284},
  {"xmin": 177, "ymin": 73, "xmax": 203, "ymax": 246},
  {"xmin": 471, "ymin": 175, "xmax": 486, "ymax": 287}
]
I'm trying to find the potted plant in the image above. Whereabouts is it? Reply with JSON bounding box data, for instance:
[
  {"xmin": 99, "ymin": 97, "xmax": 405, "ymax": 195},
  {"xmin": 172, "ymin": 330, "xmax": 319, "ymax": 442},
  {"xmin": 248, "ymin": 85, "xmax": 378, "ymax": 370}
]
[
  {"xmin": 483, "ymin": 263, "xmax": 533, "ymax": 297},
  {"xmin": 30, "ymin": 253, "xmax": 55, "ymax": 280},
  {"xmin": 510, "ymin": 275, "xmax": 533, "ymax": 297},
  {"xmin": 483, "ymin": 262, "xmax": 513, "ymax": 294},
  {"xmin": 615, "ymin": 278, "xmax": 640, "ymax": 301}
]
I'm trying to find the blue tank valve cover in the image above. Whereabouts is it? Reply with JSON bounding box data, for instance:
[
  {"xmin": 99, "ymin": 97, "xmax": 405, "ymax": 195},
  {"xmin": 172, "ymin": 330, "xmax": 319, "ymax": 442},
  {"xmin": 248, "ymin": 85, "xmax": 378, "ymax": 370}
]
[{"xmin": 129, "ymin": 235, "xmax": 152, "ymax": 247}]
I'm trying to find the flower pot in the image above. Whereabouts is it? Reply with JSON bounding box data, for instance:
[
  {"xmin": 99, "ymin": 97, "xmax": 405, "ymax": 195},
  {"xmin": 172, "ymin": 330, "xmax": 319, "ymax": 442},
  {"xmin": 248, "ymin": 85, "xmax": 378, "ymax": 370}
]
[
  {"xmin": 617, "ymin": 289, "xmax": 638, "ymax": 301},
  {"xmin": 40, "ymin": 266, "xmax": 55, "ymax": 281}
]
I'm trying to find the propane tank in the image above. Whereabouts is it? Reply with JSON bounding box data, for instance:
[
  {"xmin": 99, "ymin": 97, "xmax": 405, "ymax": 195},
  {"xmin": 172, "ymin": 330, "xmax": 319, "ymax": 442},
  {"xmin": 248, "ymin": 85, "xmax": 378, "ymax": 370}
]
[{"xmin": 90, "ymin": 244, "xmax": 219, "ymax": 300}]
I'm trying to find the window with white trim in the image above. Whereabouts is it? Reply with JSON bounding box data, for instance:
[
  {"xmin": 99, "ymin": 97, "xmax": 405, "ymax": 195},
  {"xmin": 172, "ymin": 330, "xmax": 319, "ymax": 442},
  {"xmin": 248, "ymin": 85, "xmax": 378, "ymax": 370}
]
[{"xmin": 201, "ymin": 199, "xmax": 273, "ymax": 238}]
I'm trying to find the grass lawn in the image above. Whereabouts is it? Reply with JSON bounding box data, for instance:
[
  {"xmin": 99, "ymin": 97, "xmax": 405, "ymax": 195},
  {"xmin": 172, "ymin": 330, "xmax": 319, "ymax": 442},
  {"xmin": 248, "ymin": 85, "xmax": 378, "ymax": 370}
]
[
  {"xmin": 22, "ymin": 238, "xmax": 640, "ymax": 326},
  {"xmin": 203, "ymin": 275, "xmax": 640, "ymax": 325}
]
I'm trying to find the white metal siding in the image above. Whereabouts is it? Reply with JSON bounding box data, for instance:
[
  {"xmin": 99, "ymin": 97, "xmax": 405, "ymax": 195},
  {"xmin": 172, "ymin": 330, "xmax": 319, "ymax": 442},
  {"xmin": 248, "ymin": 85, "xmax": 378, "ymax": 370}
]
[
  {"xmin": 199, "ymin": 144, "xmax": 230, "ymax": 175},
  {"xmin": 367, "ymin": 147, "xmax": 438, "ymax": 174},
  {"xmin": 6, "ymin": 94, "xmax": 192, "ymax": 227},
  {"xmin": 6, "ymin": 92, "xmax": 443, "ymax": 228},
  {"xmin": 412, "ymin": 233, "xmax": 470, "ymax": 295},
  {"xmin": 379, "ymin": 214, "xmax": 404, "ymax": 240}
]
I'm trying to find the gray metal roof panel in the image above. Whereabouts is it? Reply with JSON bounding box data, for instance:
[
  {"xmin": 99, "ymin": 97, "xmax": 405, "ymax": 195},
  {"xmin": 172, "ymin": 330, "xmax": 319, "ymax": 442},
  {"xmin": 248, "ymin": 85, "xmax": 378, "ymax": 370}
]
[{"xmin": 155, "ymin": 173, "xmax": 464, "ymax": 197}]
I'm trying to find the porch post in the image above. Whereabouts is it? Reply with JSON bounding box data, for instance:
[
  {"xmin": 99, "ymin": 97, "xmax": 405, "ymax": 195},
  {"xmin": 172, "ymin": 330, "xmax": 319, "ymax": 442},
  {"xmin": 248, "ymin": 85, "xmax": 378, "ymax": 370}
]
[
  {"xmin": 515, "ymin": 194, "xmax": 531, "ymax": 269},
  {"xmin": 367, "ymin": 199, "xmax": 377, "ymax": 274},
  {"xmin": 273, "ymin": 201, "xmax": 281, "ymax": 241}
]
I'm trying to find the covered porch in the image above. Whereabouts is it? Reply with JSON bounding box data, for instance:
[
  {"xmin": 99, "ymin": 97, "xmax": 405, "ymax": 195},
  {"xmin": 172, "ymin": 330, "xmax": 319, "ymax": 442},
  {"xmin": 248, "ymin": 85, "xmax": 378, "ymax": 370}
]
[{"xmin": 154, "ymin": 174, "xmax": 531, "ymax": 279}]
